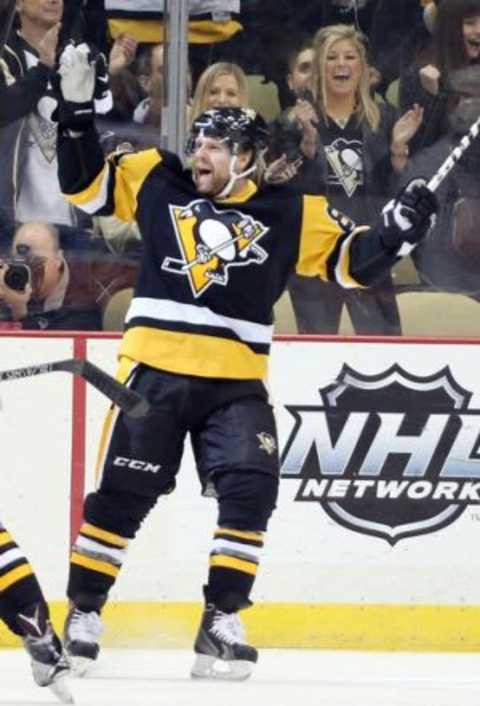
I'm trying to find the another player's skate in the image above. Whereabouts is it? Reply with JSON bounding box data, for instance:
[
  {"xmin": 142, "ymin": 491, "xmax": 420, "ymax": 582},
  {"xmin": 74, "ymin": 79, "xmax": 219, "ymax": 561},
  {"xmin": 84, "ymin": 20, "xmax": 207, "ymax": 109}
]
[
  {"xmin": 191, "ymin": 604, "xmax": 258, "ymax": 681},
  {"xmin": 16, "ymin": 603, "xmax": 73, "ymax": 704},
  {"xmin": 64, "ymin": 605, "xmax": 103, "ymax": 676}
]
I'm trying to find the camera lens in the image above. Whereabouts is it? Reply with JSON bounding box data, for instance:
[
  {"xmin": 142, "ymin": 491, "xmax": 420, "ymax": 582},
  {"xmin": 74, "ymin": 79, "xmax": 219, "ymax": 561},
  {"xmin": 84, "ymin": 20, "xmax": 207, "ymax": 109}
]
[{"xmin": 4, "ymin": 263, "xmax": 30, "ymax": 291}]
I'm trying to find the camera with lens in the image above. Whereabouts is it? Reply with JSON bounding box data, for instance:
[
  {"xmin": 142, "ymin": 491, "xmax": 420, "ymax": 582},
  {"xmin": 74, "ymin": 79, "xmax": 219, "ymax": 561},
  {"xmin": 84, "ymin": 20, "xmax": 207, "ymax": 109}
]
[{"xmin": 3, "ymin": 244, "xmax": 31, "ymax": 292}]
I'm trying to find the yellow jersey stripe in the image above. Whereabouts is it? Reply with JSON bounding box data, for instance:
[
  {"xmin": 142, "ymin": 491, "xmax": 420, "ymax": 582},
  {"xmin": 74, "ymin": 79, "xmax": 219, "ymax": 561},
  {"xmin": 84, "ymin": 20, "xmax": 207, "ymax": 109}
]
[
  {"xmin": 217, "ymin": 180, "xmax": 258, "ymax": 205},
  {"xmin": 81, "ymin": 524, "xmax": 129, "ymax": 548},
  {"xmin": 71, "ymin": 552, "xmax": 120, "ymax": 578},
  {"xmin": 0, "ymin": 531, "xmax": 12, "ymax": 547},
  {"xmin": 94, "ymin": 405, "xmax": 118, "ymax": 484},
  {"xmin": 296, "ymin": 195, "xmax": 340, "ymax": 279},
  {"xmin": 65, "ymin": 163, "xmax": 110, "ymax": 209},
  {"xmin": 214, "ymin": 528, "xmax": 263, "ymax": 542},
  {"xmin": 0, "ymin": 563, "xmax": 33, "ymax": 592},
  {"xmin": 120, "ymin": 328, "xmax": 268, "ymax": 380},
  {"xmin": 113, "ymin": 149, "xmax": 162, "ymax": 223},
  {"xmin": 210, "ymin": 554, "xmax": 258, "ymax": 576}
]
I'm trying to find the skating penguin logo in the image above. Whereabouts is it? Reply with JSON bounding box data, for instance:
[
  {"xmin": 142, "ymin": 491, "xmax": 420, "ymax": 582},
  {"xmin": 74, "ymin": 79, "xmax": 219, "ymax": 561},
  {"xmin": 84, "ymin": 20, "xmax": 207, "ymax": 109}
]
[{"xmin": 162, "ymin": 199, "xmax": 269, "ymax": 297}]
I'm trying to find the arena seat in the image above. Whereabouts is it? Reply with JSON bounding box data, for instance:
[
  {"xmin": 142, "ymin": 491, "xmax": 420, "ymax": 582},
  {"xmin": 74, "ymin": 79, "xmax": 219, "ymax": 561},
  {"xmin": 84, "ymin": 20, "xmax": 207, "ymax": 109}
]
[
  {"xmin": 246, "ymin": 75, "xmax": 281, "ymax": 122},
  {"xmin": 274, "ymin": 290, "xmax": 298, "ymax": 334},
  {"xmin": 391, "ymin": 255, "xmax": 421, "ymax": 287},
  {"xmin": 395, "ymin": 291, "xmax": 480, "ymax": 336},
  {"xmin": 340, "ymin": 291, "xmax": 480, "ymax": 337},
  {"xmin": 385, "ymin": 78, "xmax": 400, "ymax": 107},
  {"xmin": 102, "ymin": 287, "xmax": 134, "ymax": 331}
]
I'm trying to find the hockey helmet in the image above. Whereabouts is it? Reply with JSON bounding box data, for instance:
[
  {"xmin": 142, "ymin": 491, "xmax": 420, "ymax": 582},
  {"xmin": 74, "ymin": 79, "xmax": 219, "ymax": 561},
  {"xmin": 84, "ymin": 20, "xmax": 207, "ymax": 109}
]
[{"xmin": 185, "ymin": 107, "xmax": 270, "ymax": 158}]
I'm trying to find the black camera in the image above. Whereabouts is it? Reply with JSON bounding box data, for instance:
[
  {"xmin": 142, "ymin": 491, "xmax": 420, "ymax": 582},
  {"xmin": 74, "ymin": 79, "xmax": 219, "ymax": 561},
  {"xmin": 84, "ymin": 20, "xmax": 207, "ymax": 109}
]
[{"xmin": 3, "ymin": 244, "xmax": 31, "ymax": 292}]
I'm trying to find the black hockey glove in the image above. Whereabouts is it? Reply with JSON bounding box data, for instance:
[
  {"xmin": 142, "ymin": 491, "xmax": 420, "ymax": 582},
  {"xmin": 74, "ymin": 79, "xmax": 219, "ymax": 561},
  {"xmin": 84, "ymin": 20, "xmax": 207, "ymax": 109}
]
[
  {"xmin": 92, "ymin": 50, "xmax": 113, "ymax": 115},
  {"xmin": 380, "ymin": 178, "xmax": 438, "ymax": 256}
]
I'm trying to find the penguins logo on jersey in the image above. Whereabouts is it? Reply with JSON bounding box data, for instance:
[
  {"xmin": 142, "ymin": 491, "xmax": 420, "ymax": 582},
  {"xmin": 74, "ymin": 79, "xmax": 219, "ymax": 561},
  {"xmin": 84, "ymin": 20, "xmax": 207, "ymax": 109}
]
[
  {"xmin": 325, "ymin": 137, "xmax": 363, "ymax": 197},
  {"xmin": 162, "ymin": 199, "xmax": 269, "ymax": 297}
]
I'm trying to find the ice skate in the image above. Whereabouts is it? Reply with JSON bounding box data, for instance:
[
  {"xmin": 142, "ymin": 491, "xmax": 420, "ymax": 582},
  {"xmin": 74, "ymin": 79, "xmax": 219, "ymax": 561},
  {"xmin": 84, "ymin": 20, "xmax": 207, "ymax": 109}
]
[
  {"xmin": 64, "ymin": 605, "xmax": 103, "ymax": 676},
  {"xmin": 17, "ymin": 604, "xmax": 73, "ymax": 704},
  {"xmin": 191, "ymin": 604, "xmax": 257, "ymax": 681}
]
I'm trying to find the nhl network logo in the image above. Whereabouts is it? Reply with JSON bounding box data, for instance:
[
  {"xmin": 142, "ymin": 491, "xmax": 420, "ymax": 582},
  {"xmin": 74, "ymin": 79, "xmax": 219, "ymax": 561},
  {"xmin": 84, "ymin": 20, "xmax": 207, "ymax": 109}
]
[{"xmin": 280, "ymin": 364, "xmax": 480, "ymax": 544}]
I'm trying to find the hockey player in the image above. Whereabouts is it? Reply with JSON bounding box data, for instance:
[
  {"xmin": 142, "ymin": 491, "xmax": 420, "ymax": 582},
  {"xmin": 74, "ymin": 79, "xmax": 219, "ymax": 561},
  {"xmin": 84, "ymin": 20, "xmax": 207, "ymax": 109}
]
[
  {"xmin": 54, "ymin": 44, "xmax": 437, "ymax": 680},
  {"xmin": 0, "ymin": 522, "xmax": 72, "ymax": 702}
]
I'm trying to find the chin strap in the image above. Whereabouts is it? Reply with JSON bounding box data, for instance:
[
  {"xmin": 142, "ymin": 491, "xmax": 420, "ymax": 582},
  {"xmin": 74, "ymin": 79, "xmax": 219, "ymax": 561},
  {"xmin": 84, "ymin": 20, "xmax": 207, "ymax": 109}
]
[{"xmin": 216, "ymin": 154, "xmax": 258, "ymax": 199}]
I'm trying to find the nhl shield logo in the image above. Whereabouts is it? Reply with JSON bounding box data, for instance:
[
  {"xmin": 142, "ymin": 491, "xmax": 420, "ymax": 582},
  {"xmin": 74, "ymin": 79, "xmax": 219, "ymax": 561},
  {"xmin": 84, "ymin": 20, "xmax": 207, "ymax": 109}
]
[
  {"xmin": 162, "ymin": 199, "xmax": 269, "ymax": 298},
  {"xmin": 281, "ymin": 364, "xmax": 480, "ymax": 544}
]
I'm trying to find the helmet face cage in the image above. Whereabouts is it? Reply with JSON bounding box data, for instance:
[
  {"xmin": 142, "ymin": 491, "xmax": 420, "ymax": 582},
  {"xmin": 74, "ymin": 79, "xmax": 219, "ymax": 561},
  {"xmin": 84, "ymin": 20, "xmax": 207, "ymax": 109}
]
[{"xmin": 185, "ymin": 107, "xmax": 269, "ymax": 159}]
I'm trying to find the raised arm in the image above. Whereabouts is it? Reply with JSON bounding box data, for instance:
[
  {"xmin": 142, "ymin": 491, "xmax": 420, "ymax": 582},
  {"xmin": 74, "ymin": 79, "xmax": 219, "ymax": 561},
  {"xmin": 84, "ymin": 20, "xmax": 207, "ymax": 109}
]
[{"xmin": 55, "ymin": 43, "xmax": 162, "ymax": 222}]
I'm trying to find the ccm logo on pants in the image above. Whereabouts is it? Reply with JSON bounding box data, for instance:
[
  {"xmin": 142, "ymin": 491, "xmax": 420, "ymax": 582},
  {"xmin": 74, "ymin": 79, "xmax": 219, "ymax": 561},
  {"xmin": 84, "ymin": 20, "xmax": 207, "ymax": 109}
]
[{"xmin": 113, "ymin": 457, "xmax": 162, "ymax": 473}]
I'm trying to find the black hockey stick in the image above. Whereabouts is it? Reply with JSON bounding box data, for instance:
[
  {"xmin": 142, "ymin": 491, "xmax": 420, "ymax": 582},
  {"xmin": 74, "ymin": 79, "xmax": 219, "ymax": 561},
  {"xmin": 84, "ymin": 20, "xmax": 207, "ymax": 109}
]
[{"xmin": 0, "ymin": 359, "xmax": 151, "ymax": 418}]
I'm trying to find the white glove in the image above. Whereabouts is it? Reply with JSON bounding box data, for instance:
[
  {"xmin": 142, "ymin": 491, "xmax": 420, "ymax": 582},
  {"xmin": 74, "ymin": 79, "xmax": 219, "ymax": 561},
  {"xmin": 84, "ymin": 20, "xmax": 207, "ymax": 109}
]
[{"xmin": 58, "ymin": 43, "xmax": 96, "ymax": 102}]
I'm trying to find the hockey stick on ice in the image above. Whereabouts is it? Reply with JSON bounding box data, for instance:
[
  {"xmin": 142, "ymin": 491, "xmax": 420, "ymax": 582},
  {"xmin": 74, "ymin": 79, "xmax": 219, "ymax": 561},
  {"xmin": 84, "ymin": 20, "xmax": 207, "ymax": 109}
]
[{"xmin": 0, "ymin": 358, "xmax": 151, "ymax": 418}]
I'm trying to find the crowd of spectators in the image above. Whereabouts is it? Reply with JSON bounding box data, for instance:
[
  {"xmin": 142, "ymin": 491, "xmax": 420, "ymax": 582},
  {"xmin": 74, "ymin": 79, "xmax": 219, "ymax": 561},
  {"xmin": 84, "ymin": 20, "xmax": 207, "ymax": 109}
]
[{"xmin": 0, "ymin": 0, "xmax": 479, "ymax": 335}]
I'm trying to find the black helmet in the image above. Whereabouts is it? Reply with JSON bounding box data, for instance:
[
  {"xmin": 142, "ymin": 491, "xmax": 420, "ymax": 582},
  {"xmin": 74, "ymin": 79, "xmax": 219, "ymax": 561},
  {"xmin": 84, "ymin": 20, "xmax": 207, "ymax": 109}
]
[{"xmin": 185, "ymin": 107, "xmax": 269, "ymax": 157}]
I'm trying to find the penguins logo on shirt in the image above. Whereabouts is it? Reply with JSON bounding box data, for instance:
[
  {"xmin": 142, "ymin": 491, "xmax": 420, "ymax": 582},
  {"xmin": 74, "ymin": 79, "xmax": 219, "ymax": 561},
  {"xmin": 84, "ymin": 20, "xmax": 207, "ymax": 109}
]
[
  {"xmin": 162, "ymin": 199, "xmax": 269, "ymax": 297},
  {"xmin": 325, "ymin": 138, "xmax": 363, "ymax": 197}
]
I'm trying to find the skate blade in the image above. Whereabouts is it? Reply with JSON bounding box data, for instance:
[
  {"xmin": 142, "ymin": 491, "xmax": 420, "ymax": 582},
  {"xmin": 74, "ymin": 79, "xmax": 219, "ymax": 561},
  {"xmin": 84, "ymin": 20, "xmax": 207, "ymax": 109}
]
[
  {"xmin": 49, "ymin": 676, "xmax": 74, "ymax": 704},
  {"xmin": 69, "ymin": 655, "xmax": 94, "ymax": 677},
  {"xmin": 191, "ymin": 654, "xmax": 253, "ymax": 681}
]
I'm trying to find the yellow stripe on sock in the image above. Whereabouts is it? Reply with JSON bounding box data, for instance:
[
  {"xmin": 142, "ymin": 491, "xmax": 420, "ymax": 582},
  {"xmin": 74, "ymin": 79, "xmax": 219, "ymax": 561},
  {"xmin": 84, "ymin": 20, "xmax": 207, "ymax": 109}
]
[
  {"xmin": 214, "ymin": 528, "xmax": 263, "ymax": 542},
  {"xmin": 0, "ymin": 564, "xmax": 33, "ymax": 591},
  {"xmin": 71, "ymin": 552, "xmax": 120, "ymax": 578},
  {"xmin": 209, "ymin": 554, "xmax": 258, "ymax": 576},
  {"xmin": 81, "ymin": 523, "xmax": 129, "ymax": 548},
  {"xmin": 0, "ymin": 532, "xmax": 13, "ymax": 547}
]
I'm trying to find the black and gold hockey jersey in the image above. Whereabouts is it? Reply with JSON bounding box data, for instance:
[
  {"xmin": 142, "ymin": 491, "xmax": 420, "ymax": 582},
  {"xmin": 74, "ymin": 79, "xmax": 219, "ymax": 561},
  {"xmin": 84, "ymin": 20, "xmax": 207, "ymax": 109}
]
[{"xmin": 58, "ymin": 128, "xmax": 394, "ymax": 381}]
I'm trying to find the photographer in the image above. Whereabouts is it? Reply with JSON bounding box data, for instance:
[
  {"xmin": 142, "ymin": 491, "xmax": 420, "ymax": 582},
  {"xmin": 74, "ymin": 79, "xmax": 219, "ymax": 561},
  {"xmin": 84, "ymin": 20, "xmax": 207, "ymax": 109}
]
[{"xmin": 0, "ymin": 221, "xmax": 138, "ymax": 330}]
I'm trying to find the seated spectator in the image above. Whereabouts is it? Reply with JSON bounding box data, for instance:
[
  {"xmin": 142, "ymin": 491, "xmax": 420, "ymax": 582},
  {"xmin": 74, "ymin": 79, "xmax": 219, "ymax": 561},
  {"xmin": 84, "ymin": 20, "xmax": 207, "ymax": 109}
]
[
  {"xmin": 133, "ymin": 44, "xmax": 164, "ymax": 127},
  {"xmin": 190, "ymin": 61, "xmax": 248, "ymax": 122},
  {"xmin": 107, "ymin": 33, "xmax": 143, "ymax": 123},
  {"xmin": 0, "ymin": 221, "xmax": 138, "ymax": 330},
  {"xmin": 399, "ymin": 0, "xmax": 480, "ymax": 153}
]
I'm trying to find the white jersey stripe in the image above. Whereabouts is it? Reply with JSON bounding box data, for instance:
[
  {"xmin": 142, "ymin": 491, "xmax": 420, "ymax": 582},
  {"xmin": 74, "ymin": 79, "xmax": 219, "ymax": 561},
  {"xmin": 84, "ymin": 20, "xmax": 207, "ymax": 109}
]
[
  {"xmin": 335, "ymin": 231, "xmax": 358, "ymax": 289},
  {"xmin": 75, "ymin": 535, "xmax": 127, "ymax": 564},
  {"xmin": 0, "ymin": 548, "xmax": 23, "ymax": 570},
  {"xmin": 125, "ymin": 297, "xmax": 274, "ymax": 345},
  {"xmin": 78, "ymin": 164, "xmax": 112, "ymax": 215},
  {"xmin": 211, "ymin": 539, "xmax": 262, "ymax": 560}
]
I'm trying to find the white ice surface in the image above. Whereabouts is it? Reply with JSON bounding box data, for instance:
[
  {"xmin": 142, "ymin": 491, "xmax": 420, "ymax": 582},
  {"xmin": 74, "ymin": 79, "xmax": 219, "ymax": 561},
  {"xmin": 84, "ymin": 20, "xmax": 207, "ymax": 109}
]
[{"xmin": 1, "ymin": 648, "xmax": 480, "ymax": 706}]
